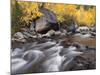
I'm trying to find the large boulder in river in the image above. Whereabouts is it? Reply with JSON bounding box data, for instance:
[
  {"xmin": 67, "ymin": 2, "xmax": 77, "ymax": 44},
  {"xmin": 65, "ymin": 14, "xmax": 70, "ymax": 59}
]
[
  {"xmin": 30, "ymin": 16, "xmax": 59, "ymax": 34},
  {"xmin": 30, "ymin": 8, "xmax": 59, "ymax": 34},
  {"xmin": 35, "ymin": 16, "xmax": 51, "ymax": 33}
]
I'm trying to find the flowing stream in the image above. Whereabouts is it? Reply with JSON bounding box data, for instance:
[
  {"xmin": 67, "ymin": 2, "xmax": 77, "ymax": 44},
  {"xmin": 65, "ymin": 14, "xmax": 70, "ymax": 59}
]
[{"xmin": 11, "ymin": 39, "xmax": 84, "ymax": 74}]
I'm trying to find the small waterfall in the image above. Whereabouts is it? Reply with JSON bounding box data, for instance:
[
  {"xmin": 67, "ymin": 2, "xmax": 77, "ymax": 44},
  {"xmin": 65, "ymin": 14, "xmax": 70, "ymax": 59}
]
[{"xmin": 41, "ymin": 46, "xmax": 64, "ymax": 72}]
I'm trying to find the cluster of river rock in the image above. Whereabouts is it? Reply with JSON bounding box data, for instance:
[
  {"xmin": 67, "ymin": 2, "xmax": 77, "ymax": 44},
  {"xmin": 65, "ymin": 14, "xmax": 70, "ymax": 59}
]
[{"xmin": 12, "ymin": 25, "xmax": 96, "ymax": 43}]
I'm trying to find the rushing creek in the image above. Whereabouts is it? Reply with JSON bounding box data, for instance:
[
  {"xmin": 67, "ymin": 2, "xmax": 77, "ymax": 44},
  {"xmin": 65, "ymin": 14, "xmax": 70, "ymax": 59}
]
[{"xmin": 11, "ymin": 35, "xmax": 96, "ymax": 74}]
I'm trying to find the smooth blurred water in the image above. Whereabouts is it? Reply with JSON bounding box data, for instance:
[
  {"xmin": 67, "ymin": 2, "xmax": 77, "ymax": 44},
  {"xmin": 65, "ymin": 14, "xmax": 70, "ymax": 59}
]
[{"xmin": 11, "ymin": 40, "xmax": 83, "ymax": 74}]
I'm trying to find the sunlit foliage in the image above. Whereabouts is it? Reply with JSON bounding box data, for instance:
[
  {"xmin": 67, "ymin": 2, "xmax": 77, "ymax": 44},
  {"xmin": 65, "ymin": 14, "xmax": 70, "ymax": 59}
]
[
  {"xmin": 11, "ymin": 1, "xmax": 96, "ymax": 34},
  {"xmin": 17, "ymin": 1, "xmax": 43, "ymax": 26},
  {"xmin": 75, "ymin": 6, "xmax": 96, "ymax": 26}
]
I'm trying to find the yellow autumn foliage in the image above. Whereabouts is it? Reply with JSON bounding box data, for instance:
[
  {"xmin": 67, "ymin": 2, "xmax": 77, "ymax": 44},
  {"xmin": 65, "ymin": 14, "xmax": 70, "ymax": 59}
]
[
  {"xmin": 11, "ymin": 1, "xmax": 96, "ymax": 33},
  {"xmin": 75, "ymin": 6, "xmax": 96, "ymax": 26},
  {"xmin": 17, "ymin": 1, "xmax": 43, "ymax": 26}
]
